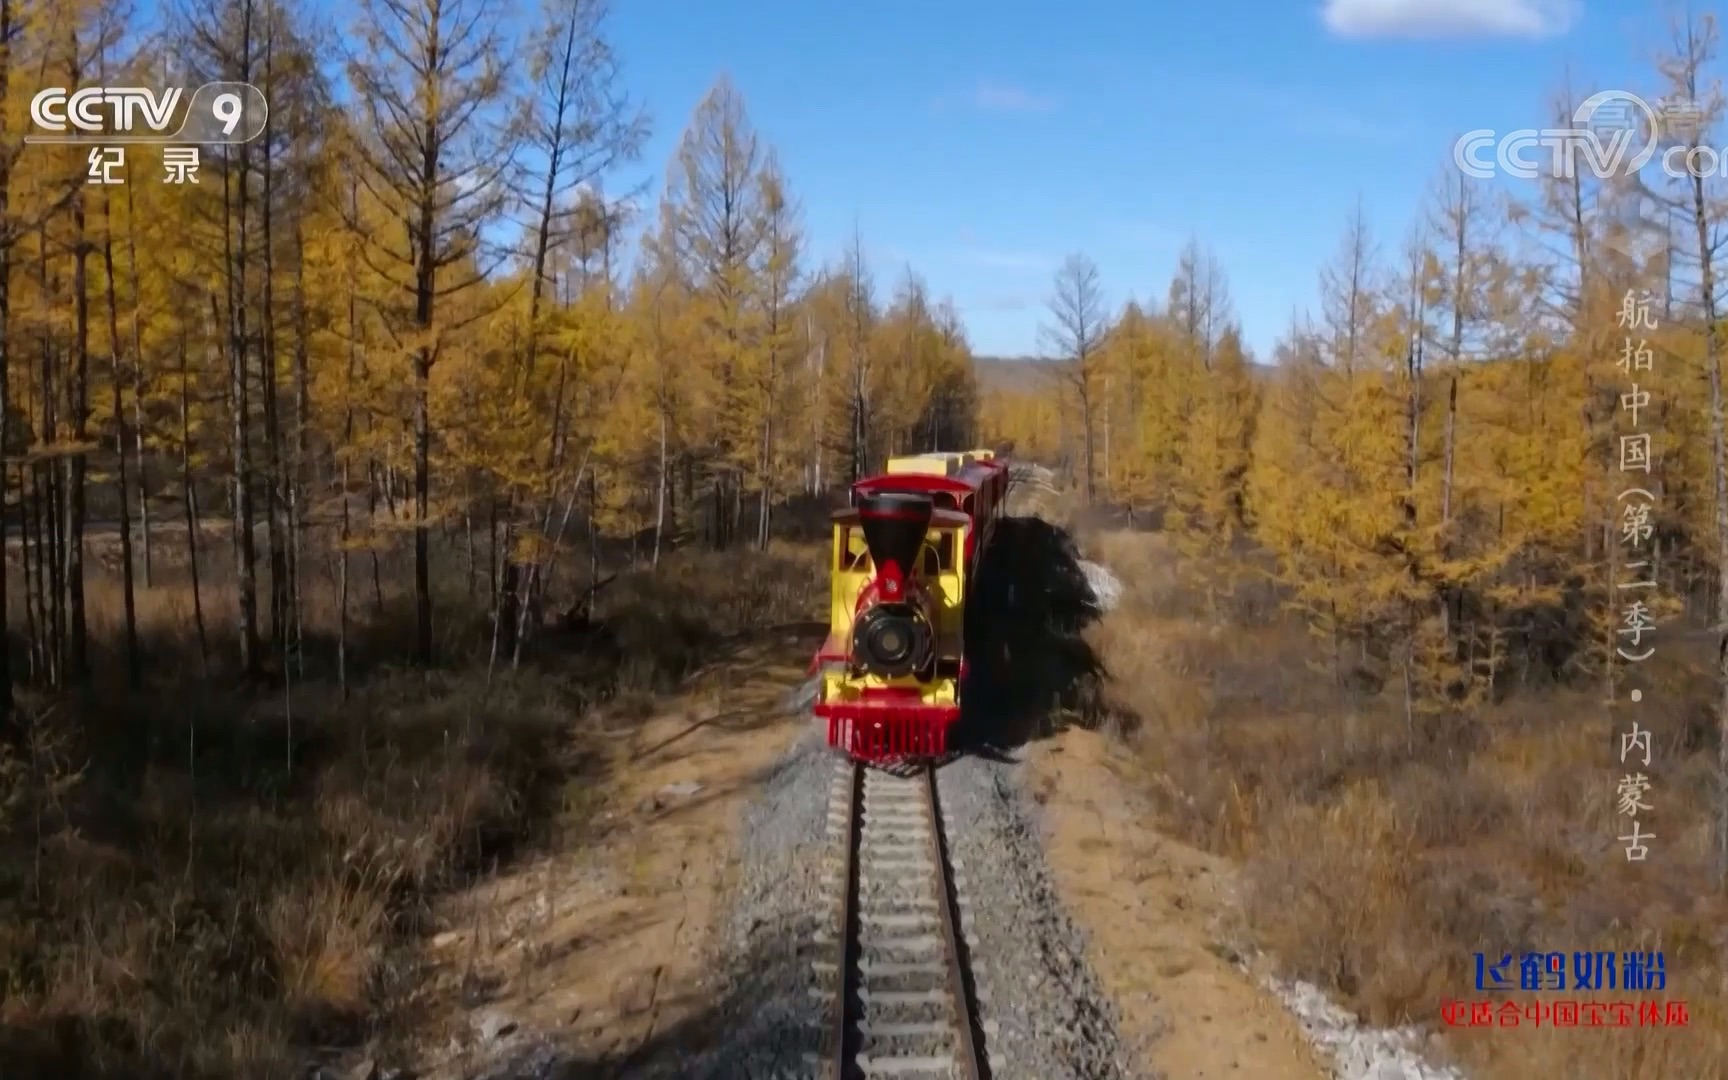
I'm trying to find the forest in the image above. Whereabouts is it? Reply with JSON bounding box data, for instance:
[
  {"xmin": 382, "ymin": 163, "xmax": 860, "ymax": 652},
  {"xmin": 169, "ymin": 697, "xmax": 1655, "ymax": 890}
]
[
  {"xmin": 974, "ymin": 17, "xmax": 1728, "ymax": 1074},
  {"xmin": 3, "ymin": 0, "xmax": 1728, "ymax": 1073},
  {"xmin": 0, "ymin": 0, "xmax": 979, "ymax": 1074},
  {"xmin": 0, "ymin": 0, "xmax": 979, "ymax": 713},
  {"xmin": 988, "ymin": 34, "xmax": 1728, "ymax": 820}
]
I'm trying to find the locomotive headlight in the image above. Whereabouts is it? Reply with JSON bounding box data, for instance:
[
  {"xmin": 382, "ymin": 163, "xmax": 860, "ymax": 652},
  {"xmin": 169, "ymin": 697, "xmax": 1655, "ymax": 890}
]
[
  {"xmin": 864, "ymin": 616, "xmax": 912, "ymax": 665},
  {"xmin": 853, "ymin": 603, "xmax": 931, "ymax": 678}
]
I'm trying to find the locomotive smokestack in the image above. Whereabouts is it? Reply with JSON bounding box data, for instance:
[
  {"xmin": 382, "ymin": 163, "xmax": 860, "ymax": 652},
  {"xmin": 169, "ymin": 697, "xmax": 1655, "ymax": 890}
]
[{"xmin": 858, "ymin": 492, "xmax": 932, "ymax": 591}]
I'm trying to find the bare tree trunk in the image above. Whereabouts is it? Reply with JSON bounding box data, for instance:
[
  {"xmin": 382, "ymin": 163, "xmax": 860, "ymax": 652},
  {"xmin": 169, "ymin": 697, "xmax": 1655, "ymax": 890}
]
[
  {"xmin": 178, "ymin": 329, "xmax": 209, "ymax": 670},
  {"xmin": 37, "ymin": 226, "xmax": 62, "ymax": 688},
  {"xmin": 497, "ymin": 513, "xmax": 519, "ymax": 657},
  {"xmin": 588, "ymin": 470, "xmax": 600, "ymax": 591},
  {"xmin": 0, "ymin": 1, "xmax": 13, "ymax": 732},
  {"xmin": 32, "ymin": 461, "xmax": 55, "ymax": 686},
  {"xmin": 757, "ymin": 412, "xmax": 772, "ymax": 550},
  {"xmin": 124, "ymin": 179, "xmax": 151, "ymax": 588},
  {"xmin": 368, "ymin": 475, "xmax": 384, "ymax": 616},
  {"xmin": 18, "ymin": 466, "xmax": 38, "ymax": 685},
  {"xmin": 1102, "ymin": 374, "xmax": 1111, "ymax": 499},
  {"xmin": 101, "ymin": 187, "xmax": 139, "ymax": 691},
  {"xmin": 488, "ymin": 519, "xmax": 513, "ymax": 678},
  {"xmin": 412, "ymin": 363, "xmax": 432, "ymax": 662},
  {"xmin": 337, "ymin": 238, "xmax": 361, "ymax": 696},
  {"xmin": 337, "ymin": 471, "xmax": 350, "ymax": 697},
  {"xmin": 289, "ymin": 228, "xmax": 310, "ymax": 677},
  {"xmin": 221, "ymin": 145, "xmax": 260, "ymax": 678},
  {"xmin": 259, "ymin": 26, "xmax": 289, "ymax": 651},
  {"xmin": 653, "ymin": 409, "xmax": 667, "ymax": 568},
  {"xmin": 1439, "ymin": 375, "xmax": 1457, "ymax": 639},
  {"xmin": 809, "ymin": 318, "xmax": 824, "ymax": 494},
  {"xmin": 730, "ymin": 472, "xmax": 743, "ymax": 548},
  {"xmin": 408, "ymin": 79, "xmax": 441, "ymax": 667},
  {"xmin": 488, "ymin": 496, "xmax": 499, "ymax": 608},
  {"xmin": 24, "ymin": 467, "xmax": 48, "ymax": 685},
  {"xmin": 1079, "ymin": 386, "xmax": 1096, "ymax": 505},
  {"xmin": 65, "ymin": 150, "xmax": 90, "ymax": 686}
]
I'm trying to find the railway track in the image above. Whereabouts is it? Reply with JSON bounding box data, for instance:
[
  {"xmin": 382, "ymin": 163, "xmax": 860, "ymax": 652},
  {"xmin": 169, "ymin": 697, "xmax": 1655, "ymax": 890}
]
[{"xmin": 820, "ymin": 761, "xmax": 992, "ymax": 1079}]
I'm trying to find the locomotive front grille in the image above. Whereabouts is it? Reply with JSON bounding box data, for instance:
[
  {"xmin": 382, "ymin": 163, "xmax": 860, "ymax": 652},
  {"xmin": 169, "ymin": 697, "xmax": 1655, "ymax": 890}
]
[{"xmin": 824, "ymin": 709, "xmax": 952, "ymax": 761}]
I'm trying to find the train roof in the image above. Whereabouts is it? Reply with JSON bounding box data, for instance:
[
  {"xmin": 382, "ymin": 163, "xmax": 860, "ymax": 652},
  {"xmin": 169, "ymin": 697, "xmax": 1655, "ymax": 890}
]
[
  {"xmin": 883, "ymin": 451, "xmax": 1007, "ymax": 478},
  {"xmin": 885, "ymin": 454, "xmax": 961, "ymax": 476},
  {"xmin": 855, "ymin": 459, "xmax": 1004, "ymax": 496},
  {"xmin": 830, "ymin": 505, "xmax": 971, "ymax": 529}
]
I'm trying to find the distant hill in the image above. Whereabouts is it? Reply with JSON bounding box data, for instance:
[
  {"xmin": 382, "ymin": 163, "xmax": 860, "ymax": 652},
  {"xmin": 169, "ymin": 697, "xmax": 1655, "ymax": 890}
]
[
  {"xmin": 972, "ymin": 355, "xmax": 1054, "ymax": 393},
  {"xmin": 973, "ymin": 352, "xmax": 1276, "ymax": 396}
]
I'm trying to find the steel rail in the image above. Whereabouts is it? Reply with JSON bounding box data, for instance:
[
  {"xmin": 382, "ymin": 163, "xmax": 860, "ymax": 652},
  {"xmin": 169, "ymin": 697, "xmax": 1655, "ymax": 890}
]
[
  {"xmin": 830, "ymin": 761, "xmax": 989, "ymax": 1080},
  {"xmin": 831, "ymin": 761, "xmax": 863, "ymax": 1079},
  {"xmin": 924, "ymin": 764, "xmax": 986, "ymax": 1080}
]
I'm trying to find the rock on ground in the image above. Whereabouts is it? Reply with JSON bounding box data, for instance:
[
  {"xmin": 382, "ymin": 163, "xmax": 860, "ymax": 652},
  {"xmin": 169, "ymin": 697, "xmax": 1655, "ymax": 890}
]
[
  {"xmin": 1079, "ymin": 560, "xmax": 1122, "ymax": 612},
  {"xmin": 1263, "ymin": 976, "xmax": 1466, "ymax": 1080}
]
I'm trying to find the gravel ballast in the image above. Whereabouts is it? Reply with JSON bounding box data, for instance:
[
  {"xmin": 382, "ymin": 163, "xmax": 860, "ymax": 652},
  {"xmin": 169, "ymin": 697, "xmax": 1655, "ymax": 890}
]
[
  {"xmin": 937, "ymin": 752, "xmax": 1137, "ymax": 1080},
  {"xmin": 442, "ymin": 720, "xmax": 1471, "ymax": 1080},
  {"xmin": 552, "ymin": 724, "xmax": 1139, "ymax": 1079}
]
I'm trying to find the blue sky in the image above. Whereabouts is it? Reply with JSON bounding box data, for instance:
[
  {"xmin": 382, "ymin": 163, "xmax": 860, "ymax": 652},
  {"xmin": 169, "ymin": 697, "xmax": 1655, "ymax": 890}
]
[{"xmin": 590, "ymin": 0, "xmax": 1681, "ymax": 361}]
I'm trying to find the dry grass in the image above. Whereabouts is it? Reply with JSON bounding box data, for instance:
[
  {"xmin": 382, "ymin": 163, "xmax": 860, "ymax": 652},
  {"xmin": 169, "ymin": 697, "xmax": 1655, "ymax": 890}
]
[
  {"xmin": 0, "ymin": 527, "xmax": 827, "ymax": 1079},
  {"xmin": 1086, "ymin": 528, "xmax": 1728, "ymax": 1080}
]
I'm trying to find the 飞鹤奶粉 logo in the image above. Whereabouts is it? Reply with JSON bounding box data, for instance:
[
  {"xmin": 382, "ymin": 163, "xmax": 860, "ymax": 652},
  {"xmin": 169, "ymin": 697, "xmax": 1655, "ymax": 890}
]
[{"xmin": 1438, "ymin": 950, "xmax": 1687, "ymax": 1030}]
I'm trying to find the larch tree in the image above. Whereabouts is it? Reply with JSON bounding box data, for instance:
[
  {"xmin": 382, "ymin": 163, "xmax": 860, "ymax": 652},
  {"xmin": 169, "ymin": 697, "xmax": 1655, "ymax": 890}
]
[
  {"xmin": 1097, "ymin": 300, "xmax": 1180, "ymax": 517},
  {"xmin": 664, "ymin": 74, "xmax": 768, "ymax": 549},
  {"xmin": 1163, "ymin": 246, "xmax": 1254, "ymax": 558},
  {"xmin": 169, "ymin": 0, "xmax": 271, "ymax": 675},
  {"xmin": 821, "ymin": 233, "xmax": 877, "ymax": 486},
  {"xmin": 750, "ymin": 152, "xmax": 802, "ymax": 548},
  {"xmin": 1655, "ymin": 9, "xmax": 1728, "ymax": 886},
  {"xmin": 517, "ymin": 0, "xmax": 645, "ymax": 361},
  {"xmin": 495, "ymin": 0, "xmax": 644, "ymax": 655},
  {"xmin": 343, "ymin": 0, "xmax": 515, "ymax": 664},
  {"xmin": 1041, "ymin": 252, "xmax": 1106, "ymax": 504},
  {"xmin": 0, "ymin": 0, "xmax": 76, "ymax": 733}
]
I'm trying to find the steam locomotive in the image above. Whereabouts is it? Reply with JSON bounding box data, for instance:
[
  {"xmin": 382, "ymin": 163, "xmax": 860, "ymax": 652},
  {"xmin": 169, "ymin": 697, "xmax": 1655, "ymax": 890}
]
[{"xmin": 810, "ymin": 450, "xmax": 1009, "ymax": 763}]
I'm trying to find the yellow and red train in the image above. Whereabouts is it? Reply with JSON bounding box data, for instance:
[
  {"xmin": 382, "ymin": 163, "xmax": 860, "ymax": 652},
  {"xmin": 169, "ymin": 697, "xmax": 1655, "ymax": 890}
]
[{"xmin": 810, "ymin": 450, "xmax": 1009, "ymax": 763}]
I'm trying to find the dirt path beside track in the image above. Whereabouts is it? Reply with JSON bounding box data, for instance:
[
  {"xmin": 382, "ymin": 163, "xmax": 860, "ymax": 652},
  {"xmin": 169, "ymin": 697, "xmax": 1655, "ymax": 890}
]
[{"xmin": 1025, "ymin": 728, "xmax": 1329, "ymax": 1079}]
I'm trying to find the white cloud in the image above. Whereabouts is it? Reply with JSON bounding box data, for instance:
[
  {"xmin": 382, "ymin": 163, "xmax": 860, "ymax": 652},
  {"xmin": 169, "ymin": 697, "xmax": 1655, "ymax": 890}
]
[
  {"xmin": 933, "ymin": 81, "xmax": 1056, "ymax": 114},
  {"xmin": 971, "ymin": 80, "xmax": 1056, "ymax": 112},
  {"xmin": 1320, "ymin": 0, "xmax": 1580, "ymax": 38}
]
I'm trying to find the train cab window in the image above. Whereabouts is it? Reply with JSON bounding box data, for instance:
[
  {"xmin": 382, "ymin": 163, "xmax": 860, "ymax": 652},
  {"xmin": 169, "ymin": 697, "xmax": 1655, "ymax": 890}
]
[
  {"xmin": 839, "ymin": 527, "xmax": 870, "ymax": 571},
  {"xmin": 933, "ymin": 493, "xmax": 957, "ymax": 510},
  {"xmin": 920, "ymin": 531, "xmax": 956, "ymax": 575},
  {"xmin": 962, "ymin": 494, "xmax": 975, "ymax": 516}
]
